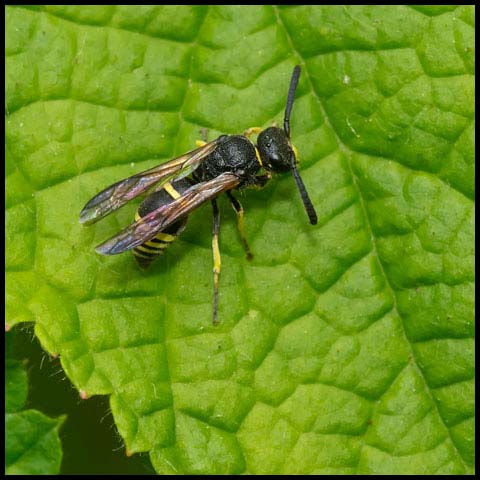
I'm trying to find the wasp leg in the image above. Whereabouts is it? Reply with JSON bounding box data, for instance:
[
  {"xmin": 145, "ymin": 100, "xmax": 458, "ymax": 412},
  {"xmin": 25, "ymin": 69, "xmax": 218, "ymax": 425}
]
[
  {"xmin": 200, "ymin": 127, "xmax": 209, "ymax": 143},
  {"xmin": 226, "ymin": 191, "xmax": 253, "ymax": 261},
  {"xmin": 212, "ymin": 199, "xmax": 221, "ymax": 325},
  {"xmin": 243, "ymin": 127, "xmax": 263, "ymax": 139},
  {"xmin": 254, "ymin": 173, "xmax": 272, "ymax": 188},
  {"xmin": 195, "ymin": 128, "xmax": 209, "ymax": 147}
]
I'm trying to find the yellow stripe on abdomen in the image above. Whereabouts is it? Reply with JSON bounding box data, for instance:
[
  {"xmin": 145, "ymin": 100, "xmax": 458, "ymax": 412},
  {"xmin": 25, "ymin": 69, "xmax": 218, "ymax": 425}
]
[
  {"xmin": 132, "ymin": 181, "xmax": 184, "ymax": 267},
  {"xmin": 163, "ymin": 181, "xmax": 181, "ymax": 200}
]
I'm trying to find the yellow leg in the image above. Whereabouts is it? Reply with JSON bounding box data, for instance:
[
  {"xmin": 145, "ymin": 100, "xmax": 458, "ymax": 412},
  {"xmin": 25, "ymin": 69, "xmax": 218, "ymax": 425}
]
[
  {"xmin": 243, "ymin": 127, "xmax": 263, "ymax": 139},
  {"xmin": 212, "ymin": 200, "xmax": 221, "ymax": 325},
  {"xmin": 236, "ymin": 208, "xmax": 253, "ymax": 260},
  {"xmin": 226, "ymin": 191, "xmax": 253, "ymax": 260},
  {"xmin": 212, "ymin": 233, "xmax": 221, "ymax": 325}
]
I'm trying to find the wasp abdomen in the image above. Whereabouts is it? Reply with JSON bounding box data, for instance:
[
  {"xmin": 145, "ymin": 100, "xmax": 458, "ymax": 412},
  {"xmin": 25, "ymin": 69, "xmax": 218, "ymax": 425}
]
[{"xmin": 132, "ymin": 178, "xmax": 192, "ymax": 269}]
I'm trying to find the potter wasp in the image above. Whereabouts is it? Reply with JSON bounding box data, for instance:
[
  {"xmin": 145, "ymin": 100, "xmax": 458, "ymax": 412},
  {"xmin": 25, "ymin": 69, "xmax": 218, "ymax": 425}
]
[{"xmin": 80, "ymin": 66, "xmax": 317, "ymax": 324}]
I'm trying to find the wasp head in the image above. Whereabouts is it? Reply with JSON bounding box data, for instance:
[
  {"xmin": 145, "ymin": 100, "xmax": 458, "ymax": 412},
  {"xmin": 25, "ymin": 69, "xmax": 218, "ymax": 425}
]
[
  {"xmin": 254, "ymin": 67, "xmax": 317, "ymax": 225},
  {"xmin": 257, "ymin": 126, "xmax": 295, "ymax": 173}
]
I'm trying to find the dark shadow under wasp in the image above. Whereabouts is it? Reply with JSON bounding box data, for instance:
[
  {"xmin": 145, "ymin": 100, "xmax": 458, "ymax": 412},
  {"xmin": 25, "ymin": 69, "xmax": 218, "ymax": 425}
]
[{"xmin": 79, "ymin": 66, "xmax": 317, "ymax": 324}]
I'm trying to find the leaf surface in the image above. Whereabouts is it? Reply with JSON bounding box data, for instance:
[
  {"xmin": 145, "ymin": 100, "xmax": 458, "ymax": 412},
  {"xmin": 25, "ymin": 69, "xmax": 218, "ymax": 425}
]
[{"xmin": 5, "ymin": 5, "xmax": 474, "ymax": 474}]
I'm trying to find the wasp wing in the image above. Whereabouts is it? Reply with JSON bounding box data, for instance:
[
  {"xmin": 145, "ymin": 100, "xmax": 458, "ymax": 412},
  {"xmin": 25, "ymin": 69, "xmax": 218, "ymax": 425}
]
[
  {"xmin": 95, "ymin": 172, "xmax": 241, "ymax": 255},
  {"xmin": 79, "ymin": 138, "xmax": 224, "ymax": 225}
]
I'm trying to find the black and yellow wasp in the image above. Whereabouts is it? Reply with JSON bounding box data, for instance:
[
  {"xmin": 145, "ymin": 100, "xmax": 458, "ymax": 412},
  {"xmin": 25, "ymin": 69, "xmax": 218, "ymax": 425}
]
[{"xmin": 80, "ymin": 66, "xmax": 317, "ymax": 324}]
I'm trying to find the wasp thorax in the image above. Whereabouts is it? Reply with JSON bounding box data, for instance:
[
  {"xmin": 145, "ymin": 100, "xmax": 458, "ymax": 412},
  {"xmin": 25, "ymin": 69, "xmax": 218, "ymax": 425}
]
[
  {"xmin": 257, "ymin": 127, "xmax": 294, "ymax": 173},
  {"xmin": 196, "ymin": 135, "xmax": 259, "ymax": 182}
]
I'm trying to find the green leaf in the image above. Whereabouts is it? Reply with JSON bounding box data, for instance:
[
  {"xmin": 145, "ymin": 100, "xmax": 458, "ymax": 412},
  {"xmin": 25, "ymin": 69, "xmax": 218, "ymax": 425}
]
[
  {"xmin": 5, "ymin": 410, "xmax": 65, "ymax": 475},
  {"xmin": 5, "ymin": 346, "xmax": 65, "ymax": 475},
  {"xmin": 5, "ymin": 359, "xmax": 28, "ymax": 414},
  {"xmin": 5, "ymin": 5, "xmax": 474, "ymax": 474}
]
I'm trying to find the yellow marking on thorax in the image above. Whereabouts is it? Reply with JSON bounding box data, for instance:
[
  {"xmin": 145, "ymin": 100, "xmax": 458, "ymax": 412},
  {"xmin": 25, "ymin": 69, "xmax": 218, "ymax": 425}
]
[
  {"xmin": 243, "ymin": 127, "xmax": 262, "ymax": 139},
  {"xmin": 254, "ymin": 147, "xmax": 263, "ymax": 167},
  {"xmin": 195, "ymin": 139, "xmax": 207, "ymax": 148},
  {"xmin": 242, "ymin": 127, "xmax": 264, "ymax": 167}
]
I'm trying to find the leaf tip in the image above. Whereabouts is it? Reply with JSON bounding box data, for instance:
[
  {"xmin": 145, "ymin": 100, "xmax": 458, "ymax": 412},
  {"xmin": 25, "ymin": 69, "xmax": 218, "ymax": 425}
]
[{"xmin": 79, "ymin": 389, "xmax": 90, "ymax": 400}]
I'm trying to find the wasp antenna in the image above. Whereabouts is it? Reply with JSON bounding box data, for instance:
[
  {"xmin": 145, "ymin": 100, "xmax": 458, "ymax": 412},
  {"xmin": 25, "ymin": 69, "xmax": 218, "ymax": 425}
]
[
  {"xmin": 284, "ymin": 65, "xmax": 301, "ymax": 139},
  {"xmin": 291, "ymin": 164, "xmax": 317, "ymax": 225}
]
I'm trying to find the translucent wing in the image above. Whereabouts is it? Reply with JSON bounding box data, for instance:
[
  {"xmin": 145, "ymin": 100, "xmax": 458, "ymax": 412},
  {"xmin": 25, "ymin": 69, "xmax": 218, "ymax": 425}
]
[
  {"xmin": 79, "ymin": 138, "xmax": 224, "ymax": 225},
  {"xmin": 95, "ymin": 172, "xmax": 241, "ymax": 255}
]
